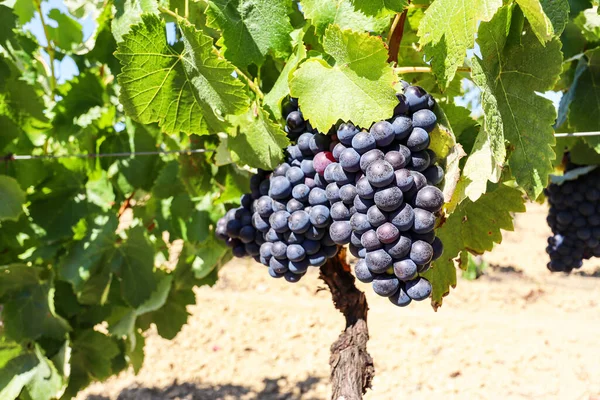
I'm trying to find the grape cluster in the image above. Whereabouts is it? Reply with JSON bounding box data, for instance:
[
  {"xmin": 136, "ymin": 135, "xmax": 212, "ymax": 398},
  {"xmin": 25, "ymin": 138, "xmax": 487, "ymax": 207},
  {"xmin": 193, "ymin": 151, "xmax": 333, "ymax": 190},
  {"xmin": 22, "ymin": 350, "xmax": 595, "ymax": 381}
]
[
  {"xmin": 216, "ymin": 111, "xmax": 341, "ymax": 282},
  {"xmin": 545, "ymin": 166, "xmax": 600, "ymax": 272},
  {"xmin": 325, "ymin": 85, "xmax": 445, "ymax": 307},
  {"xmin": 216, "ymin": 84, "xmax": 446, "ymax": 305}
]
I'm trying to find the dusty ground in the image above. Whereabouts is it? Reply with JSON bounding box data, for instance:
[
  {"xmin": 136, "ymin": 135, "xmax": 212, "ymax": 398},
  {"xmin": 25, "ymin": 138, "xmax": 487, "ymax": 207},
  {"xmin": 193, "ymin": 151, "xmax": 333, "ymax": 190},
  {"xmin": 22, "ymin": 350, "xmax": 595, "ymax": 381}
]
[{"xmin": 79, "ymin": 204, "xmax": 600, "ymax": 400}]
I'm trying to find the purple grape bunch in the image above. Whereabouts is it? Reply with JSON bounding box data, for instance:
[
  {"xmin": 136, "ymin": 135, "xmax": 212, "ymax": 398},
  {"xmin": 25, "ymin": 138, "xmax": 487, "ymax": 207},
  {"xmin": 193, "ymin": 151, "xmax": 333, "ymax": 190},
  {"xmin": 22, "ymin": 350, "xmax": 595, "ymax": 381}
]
[
  {"xmin": 216, "ymin": 106, "xmax": 341, "ymax": 283},
  {"xmin": 217, "ymin": 83, "xmax": 447, "ymax": 305},
  {"xmin": 545, "ymin": 165, "xmax": 600, "ymax": 272},
  {"xmin": 325, "ymin": 84, "xmax": 445, "ymax": 307}
]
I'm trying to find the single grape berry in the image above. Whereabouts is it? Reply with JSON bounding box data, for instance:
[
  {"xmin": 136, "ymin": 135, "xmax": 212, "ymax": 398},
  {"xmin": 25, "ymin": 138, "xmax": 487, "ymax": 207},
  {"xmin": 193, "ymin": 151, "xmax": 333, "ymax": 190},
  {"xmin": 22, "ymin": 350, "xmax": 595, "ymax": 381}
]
[
  {"xmin": 391, "ymin": 116, "xmax": 412, "ymax": 140},
  {"xmin": 353, "ymin": 195, "xmax": 373, "ymax": 214},
  {"xmin": 350, "ymin": 212, "xmax": 372, "ymax": 234},
  {"xmin": 355, "ymin": 259, "xmax": 375, "ymax": 283},
  {"xmin": 410, "ymin": 151, "xmax": 430, "ymax": 172},
  {"xmin": 310, "ymin": 205, "xmax": 331, "ymax": 228},
  {"xmin": 339, "ymin": 148, "xmax": 361, "ymax": 172},
  {"xmin": 410, "ymin": 240, "xmax": 433, "ymax": 265},
  {"xmin": 372, "ymin": 275, "xmax": 400, "ymax": 297},
  {"xmin": 331, "ymin": 201, "xmax": 351, "ymax": 221},
  {"xmin": 374, "ymin": 186, "xmax": 404, "ymax": 212},
  {"xmin": 359, "ymin": 149, "xmax": 385, "ymax": 173},
  {"xmin": 288, "ymin": 210, "xmax": 310, "ymax": 233},
  {"xmin": 385, "ymin": 235, "xmax": 412, "ymax": 259},
  {"xmin": 415, "ymin": 186, "xmax": 444, "ymax": 212},
  {"xmin": 366, "ymin": 160, "xmax": 395, "ymax": 188},
  {"xmin": 352, "ymin": 131, "xmax": 376, "ymax": 154},
  {"xmin": 393, "ymin": 258, "xmax": 418, "ymax": 281},
  {"xmin": 404, "ymin": 86, "xmax": 429, "ymax": 112},
  {"xmin": 365, "ymin": 249, "xmax": 393, "ymax": 273},
  {"xmin": 413, "ymin": 208, "xmax": 435, "ymax": 234},
  {"xmin": 338, "ymin": 122, "xmax": 358, "ymax": 145},
  {"xmin": 329, "ymin": 221, "xmax": 352, "ymax": 244},
  {"xmin": 286, "ymin": 111, "xmax": 305, "ymax": 132},
  {"xmin": 412, "ymin": 109, "xmax": 437, "ymax": 132},
  {"xmin": 270, "ymin": 210, "xmax": 291, "ymax": 233},
  {"xmin": 384, "ymin": 151, "xmax": 407, "ymax": 170},
  {"xmin": 356, "ymin": 176, "xmax": 375, "ymax": 199},
  {"xmin": 269, "ymin": 176, "xmax": 292, "ymax": 199},
  {"xmin": 406, "ymin": 127, "xmax": 430, "ymax": 152},
  {"xmin": 313, "ymin": 151, "xmax": 335, "ymax": 175},
  {"xmin": 376, "ymin": 222, "xmax": 400, "ymax": 244},
  {"xmin": 339, "ymin": 184, "xmax": 357, "ymax": 205},
  {"xmin": 389, "ymin": 285, "xmax": 412, "ymax": 307},
  {"xmin": 367, "ymin": 205, "xmax": 387, "ymax": 227},
  {"xmin": 370, "ymin": 121, "xmax": 395, "ymax": 147},
  {"xmin": 361, "ymin": 229, "xmax": 382, "ymax": 251},
  {"xmin": 405, "ymin": 277, "xmax": 432, "ymax": 301}
]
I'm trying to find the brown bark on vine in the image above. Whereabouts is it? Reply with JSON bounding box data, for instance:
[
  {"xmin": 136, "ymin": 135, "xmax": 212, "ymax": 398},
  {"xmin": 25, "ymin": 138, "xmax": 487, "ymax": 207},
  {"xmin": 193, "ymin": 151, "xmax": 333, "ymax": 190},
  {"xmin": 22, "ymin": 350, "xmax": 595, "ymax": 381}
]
[{"xmin": 319, "ymin": 247, "xmax": 374, "ymax": 400}]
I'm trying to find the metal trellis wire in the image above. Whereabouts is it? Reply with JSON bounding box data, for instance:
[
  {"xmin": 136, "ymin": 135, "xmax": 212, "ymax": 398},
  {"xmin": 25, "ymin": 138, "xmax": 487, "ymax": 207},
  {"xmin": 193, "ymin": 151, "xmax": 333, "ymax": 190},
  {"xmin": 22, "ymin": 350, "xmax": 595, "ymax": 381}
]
[
  {"xmin": 2, "ymin": 132, "xmax": 599, "ymax": 162},
  {"xmin": 2, "ymin": 148, "xmax": 213, "ymax": 162}
]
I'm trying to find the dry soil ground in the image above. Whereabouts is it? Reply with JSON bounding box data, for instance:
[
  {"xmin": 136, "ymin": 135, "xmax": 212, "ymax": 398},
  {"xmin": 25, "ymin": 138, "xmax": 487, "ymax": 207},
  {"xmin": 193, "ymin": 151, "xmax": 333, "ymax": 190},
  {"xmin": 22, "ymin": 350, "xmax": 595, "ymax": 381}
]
[{"xmin": 79, "ymin": 203, "xmax": 600, "ymax": 400}]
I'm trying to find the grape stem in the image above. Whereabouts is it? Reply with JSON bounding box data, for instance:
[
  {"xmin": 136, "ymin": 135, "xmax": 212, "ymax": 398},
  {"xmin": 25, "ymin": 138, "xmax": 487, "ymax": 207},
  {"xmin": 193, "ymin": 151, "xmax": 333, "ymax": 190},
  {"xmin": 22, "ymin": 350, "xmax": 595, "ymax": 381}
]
[
  {"xmin": 319, "ymin": 247, "xmax": 374, "ymax": 400},
  {"xmin": 387, "ymin": 8, "xmax": 409, "ymax": 64},
  {"xmin": 35, "ymin": 0, "xmax": 57, "ymax": 94},
  {"xmin": 157, "ymin": 6, "xmax": 264, "ymax": 99},
  {"xmin": 396, "ymin": 66, "xmax": 472, "ymax": 74}
]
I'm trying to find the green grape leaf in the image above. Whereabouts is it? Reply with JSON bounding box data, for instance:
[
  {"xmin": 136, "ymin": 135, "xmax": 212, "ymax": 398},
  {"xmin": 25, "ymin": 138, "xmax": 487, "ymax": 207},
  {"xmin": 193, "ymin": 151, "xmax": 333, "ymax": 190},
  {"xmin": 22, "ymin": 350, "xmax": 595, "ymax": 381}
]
[
  {"xmin": 418, "ymin": 0, "xmax": 502, "ymax": 87},
  {"xmin": 349, "ymin": 0, "xmax": 408, "ymax": 16},
  {"xmin": 149, "ymin": 286, "xmax": 196, "ymax": 340},
  {"xmin": 127, "ymin": 330, "xmax": 145, "ymax": 374},
  {"xmin": 462, "ymin": 59, "xmax": 507, "ymax": 201},
  {"xmin": 63, "ymin": 330, "xmax": 120, "ymax": 398},
  {"xmin": 558, "ymin": 48, "xmax": 600, "ymax": 153},
  {"xmin": 111, "ymin": 0, "xmax": 159, "ymax": 43},
  {"xmin": 300, "ymin": 0, "xmax": 392, "ymax": 35},
  {"xmin": 115, "ymin": 227, "xmax": 157, "ymax": 307},
  {"xmin": 152, "ymin": 161, "xmax": 186, "ymax": 199},
  {"xmin": 53, "ymin": 73, "xmax": 106, "ymax": 138},
  {"xmin": 430, "ymin": 105, "xmax": 467, "ymax": 204},
  {"xmin": 190, "ymin": 235, "xmax": 229, "ymax": 279},
  {"xmin": 114, "ymin": 122, "xmax": 163, "ymax": 191},
  {"xmin": 205, "ymin": 0, "xmax": 294, "ymax": 67},
  {"xmin": 116, "ymin": 14, "xmax": 249, "ymax": 135},
  {"xmin": 423, "ymin": 184, "xmax": 526, "ymax": 309},
  {"xmin": 516, "ymin": 0, "xmax": 569, "ymax": 43},
  {"xmin": 58, "ymin": 215, "xmax": 117, "ymax": 301},
  {"xmin": 0, "ymin": 176, "xmax": 25, "ymax": 221},
  {"xmin": 1, "ymin": 266, "xmax": 71, "ymax": 341},
  {"xmin": 442, "ymin": 102, "xmax": 480, "ymax": 155},
  {"xmin": 46, "ymin": 9, "xmax": 83, "ymax": 51},
  {"xmin": 290, "ymin": 25, "xmax": 398, "ymax": 132},
  {"xmin": 264, "ymin": 30, "xmax": 306, "ymax": 117},
  {"xmin": 228, "ymin": 107, "xmax": 290, "ymax": 170},
  {"xmin": 85, "ymin": 171, "xmax": 115, "ymax": 211},
  {"xmin": 568, "ymin": 0, "xmax": 593, "ymax": 16},
  {"xmin": 23, "ymin": 344, "xmax": 66, "ymax": 400},
  {"xmin": 0, "ymin": 56, "xmax": 48, "ymax": 146},
  {"xmin": 568, "ymin": 140, "xmax": 600, "ymax": 165},
  {"xmin": 0, "ymin": 5, "xmax": 17, "ymax": 45},
  {"xmin": 5, "ymin": 0, "xmax": 35, "ymax": 24},
  {"xmin": 0, "ymin": 336, "xmax": 39, "ymax": 400},
  {"xmin": 109, "ymin": 273, "xmax": 173, "ymax": 337},
  {"xmin": 470, "ymin": 6, "xmax": 562, "ymax": 199},
  {"xmin": 574, "ymin": 7, "xmax": 600, "ymax": 42}
]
